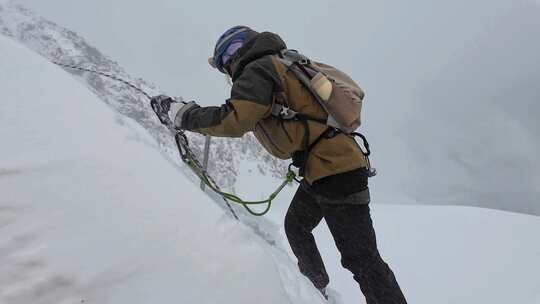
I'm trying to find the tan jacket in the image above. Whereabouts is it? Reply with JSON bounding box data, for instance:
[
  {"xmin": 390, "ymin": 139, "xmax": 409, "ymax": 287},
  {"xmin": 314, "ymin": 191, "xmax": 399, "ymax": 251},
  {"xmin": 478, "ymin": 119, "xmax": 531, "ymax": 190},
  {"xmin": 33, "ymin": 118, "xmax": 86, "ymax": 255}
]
[{"xmin": 180, "ymin": 32, "xmax": 367, "ymax": 184}]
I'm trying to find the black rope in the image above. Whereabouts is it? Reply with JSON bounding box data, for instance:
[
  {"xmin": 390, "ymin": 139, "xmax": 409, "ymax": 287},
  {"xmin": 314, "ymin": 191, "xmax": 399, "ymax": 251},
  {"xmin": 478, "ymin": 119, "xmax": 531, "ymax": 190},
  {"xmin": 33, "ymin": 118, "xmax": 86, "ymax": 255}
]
[
  {"xmin": 53, "ymin": 61, "xmax": 153, "ymax": 100},
  {"xmin": 54, "ymin": 61, "xmax": 240, "ymax": 220}
]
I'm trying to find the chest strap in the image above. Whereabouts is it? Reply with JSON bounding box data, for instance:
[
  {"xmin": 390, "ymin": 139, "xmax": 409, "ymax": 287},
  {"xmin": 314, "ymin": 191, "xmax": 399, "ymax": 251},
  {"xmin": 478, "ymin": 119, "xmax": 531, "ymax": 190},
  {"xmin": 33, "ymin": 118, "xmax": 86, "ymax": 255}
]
[
  {"xmin": 271, "ymin": 102, "xmax": 335, "ymax": 177},
  {"xmin": 271, "ymin": 103, "xmax": 298, "ymax": 120}
]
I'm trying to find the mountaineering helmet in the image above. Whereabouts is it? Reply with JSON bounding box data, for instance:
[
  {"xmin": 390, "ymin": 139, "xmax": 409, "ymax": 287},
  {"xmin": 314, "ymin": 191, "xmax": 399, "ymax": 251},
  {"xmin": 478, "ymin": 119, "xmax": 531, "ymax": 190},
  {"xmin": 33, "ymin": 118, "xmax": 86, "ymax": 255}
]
[{"xmin": 209, "ymin": 25, "xmax": 255, "ymax": 74}]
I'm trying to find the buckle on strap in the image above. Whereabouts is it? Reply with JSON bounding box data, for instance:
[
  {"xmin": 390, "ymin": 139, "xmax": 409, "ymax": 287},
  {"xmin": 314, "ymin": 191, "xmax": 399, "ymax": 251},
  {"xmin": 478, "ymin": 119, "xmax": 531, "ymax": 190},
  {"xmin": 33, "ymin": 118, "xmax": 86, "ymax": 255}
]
[
  {"xmin": 271, "ymin": 103, "xmax": 297, "ymax": 120},
  {"xmin": 279, "ymin": 49, "xmax": 310, "ymax": 66}
]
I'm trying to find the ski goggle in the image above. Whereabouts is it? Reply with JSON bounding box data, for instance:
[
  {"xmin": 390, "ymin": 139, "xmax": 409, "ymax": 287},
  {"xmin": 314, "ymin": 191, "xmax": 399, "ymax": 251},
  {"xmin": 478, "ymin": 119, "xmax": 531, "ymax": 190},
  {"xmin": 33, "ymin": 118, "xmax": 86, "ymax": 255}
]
[
  {"xmin": 209, "ymin": 40, "xmax": 245, "ymax": 73},
  {"xmin": 221, "ymin": 40, "xmax": 243, "ymax": 65}
]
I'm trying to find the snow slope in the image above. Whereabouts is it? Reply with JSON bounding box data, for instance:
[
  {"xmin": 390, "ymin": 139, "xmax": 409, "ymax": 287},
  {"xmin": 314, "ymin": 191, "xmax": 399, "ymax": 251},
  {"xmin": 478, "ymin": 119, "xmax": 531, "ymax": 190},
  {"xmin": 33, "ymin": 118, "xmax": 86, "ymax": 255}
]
[
  {"xmin": 234, "ymin": 160, "xmax": 540, "ymax": 304},
  {"xmin": 0, "ymin": 34, "xmax": 326, "ymax": 304},
  {"xmin": 0, "ymin": 1, "xmax": 289, "ymax": 196}
]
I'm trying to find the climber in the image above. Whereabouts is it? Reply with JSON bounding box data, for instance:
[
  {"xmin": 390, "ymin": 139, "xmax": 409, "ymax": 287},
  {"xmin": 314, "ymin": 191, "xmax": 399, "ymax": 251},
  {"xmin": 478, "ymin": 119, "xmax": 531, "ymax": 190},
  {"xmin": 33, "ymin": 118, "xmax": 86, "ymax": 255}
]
[{"xmin": 150, "ymin": 26, "xmax": 407, "ymax": 303}]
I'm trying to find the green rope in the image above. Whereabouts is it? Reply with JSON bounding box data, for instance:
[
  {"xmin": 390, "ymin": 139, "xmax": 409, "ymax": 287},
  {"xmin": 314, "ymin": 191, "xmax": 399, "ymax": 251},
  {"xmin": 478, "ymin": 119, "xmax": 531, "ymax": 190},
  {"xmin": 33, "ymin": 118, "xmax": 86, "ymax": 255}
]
[
  {"xmin": 149, "ymin": 100, "xmax": 295, "ymax": 217},
  {"xmin": 181, "ymin": 141, "xmax": 296, "ymax": 216}
]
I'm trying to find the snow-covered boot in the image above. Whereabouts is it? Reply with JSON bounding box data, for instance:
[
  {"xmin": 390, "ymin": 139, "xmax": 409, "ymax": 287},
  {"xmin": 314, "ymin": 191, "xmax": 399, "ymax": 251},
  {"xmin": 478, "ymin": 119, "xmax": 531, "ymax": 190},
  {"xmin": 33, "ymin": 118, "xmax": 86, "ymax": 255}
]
[{"xmin": 319, "ymin": 287, "xmax": 328, "ymax": 300}]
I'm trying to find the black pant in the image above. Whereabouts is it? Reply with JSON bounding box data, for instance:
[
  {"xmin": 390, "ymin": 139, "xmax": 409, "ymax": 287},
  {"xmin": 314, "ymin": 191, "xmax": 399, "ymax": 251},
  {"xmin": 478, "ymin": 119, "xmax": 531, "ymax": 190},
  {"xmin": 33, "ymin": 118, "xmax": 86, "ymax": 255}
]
[{"xmin": 284, "ymin": 186, "xmax": 407, "ymax": 304}]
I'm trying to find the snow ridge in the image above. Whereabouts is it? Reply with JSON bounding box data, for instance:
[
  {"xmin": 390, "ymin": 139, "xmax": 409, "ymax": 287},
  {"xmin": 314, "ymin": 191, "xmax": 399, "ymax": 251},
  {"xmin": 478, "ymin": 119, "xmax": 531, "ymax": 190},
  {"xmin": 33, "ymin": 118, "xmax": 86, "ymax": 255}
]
[
  {"xmin": 0, "ymin": 1, "xmax": 288, "ymax": 194},
  {"xmin": 0, "ymin": 1, "xmax": 292, "ymax": 245}
]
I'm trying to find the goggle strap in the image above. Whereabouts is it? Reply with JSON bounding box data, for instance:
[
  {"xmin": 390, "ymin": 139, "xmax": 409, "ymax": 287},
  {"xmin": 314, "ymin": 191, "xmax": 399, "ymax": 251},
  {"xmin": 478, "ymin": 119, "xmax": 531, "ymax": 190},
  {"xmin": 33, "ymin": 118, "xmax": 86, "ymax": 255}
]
[{"xmin": 214, "ymin": 28, "xmax": 250, "ymax": 53}]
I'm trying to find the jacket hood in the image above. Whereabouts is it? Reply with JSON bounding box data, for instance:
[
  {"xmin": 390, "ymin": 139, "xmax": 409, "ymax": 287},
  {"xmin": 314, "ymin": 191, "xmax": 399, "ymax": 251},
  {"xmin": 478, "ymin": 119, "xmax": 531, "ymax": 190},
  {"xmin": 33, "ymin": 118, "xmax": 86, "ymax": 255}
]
[{"xmin": 230, "ymin": 32, "xmax": 287, "ymax": 81}]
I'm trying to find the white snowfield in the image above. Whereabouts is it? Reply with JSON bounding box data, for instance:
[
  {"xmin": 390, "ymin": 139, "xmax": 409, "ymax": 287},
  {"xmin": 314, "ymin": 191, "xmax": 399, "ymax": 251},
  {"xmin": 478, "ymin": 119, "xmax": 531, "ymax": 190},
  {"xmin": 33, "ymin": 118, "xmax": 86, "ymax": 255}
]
[
  {"xmin": 0, "ymin": 34, "xmax": 326, "ymax": 304},
  {"xmin": 1, "ymin": 33, "xmax": 540, "ymax": 304}
]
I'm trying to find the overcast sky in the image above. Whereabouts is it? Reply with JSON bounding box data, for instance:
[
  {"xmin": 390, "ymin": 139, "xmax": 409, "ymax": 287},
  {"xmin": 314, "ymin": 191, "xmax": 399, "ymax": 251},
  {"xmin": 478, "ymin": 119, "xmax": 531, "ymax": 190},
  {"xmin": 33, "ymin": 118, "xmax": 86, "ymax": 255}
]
[
  {"xmin": 15, "ymin": 0, "xmax": 526, "ymax": 104},
  {"xmin": 15, "ymin": 0, "xmax": 540, "ymax": 214}
]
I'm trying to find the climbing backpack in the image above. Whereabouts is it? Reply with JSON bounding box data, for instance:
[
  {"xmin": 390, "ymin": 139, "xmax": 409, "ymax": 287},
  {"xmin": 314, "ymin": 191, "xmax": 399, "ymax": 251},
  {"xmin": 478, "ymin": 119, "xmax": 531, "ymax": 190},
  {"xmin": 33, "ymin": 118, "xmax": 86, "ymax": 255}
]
[
  {"xmin": 271, "ymin": 49, "xmax": 376, "ymax": 177},
  {"xmin": 274, "ymin": 49, "xmax": 365, "ymax": 134}
]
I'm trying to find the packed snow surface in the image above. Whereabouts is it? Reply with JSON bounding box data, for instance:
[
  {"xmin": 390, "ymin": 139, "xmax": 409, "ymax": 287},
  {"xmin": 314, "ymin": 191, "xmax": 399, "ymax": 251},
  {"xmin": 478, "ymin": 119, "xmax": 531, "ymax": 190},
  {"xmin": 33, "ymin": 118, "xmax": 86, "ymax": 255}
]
[
  {"xmin": 0, "ymin": 34, "xmax": 325, "ymax": 304},
  {"xmin": 239, "ymin": 160, "xmax": 540, "ymax": 304}
]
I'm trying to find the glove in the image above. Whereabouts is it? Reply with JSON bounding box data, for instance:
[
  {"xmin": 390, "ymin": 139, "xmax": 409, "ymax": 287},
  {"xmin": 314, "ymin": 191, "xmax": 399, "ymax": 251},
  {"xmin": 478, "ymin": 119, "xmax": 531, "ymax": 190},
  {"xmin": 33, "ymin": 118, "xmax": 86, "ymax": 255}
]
[
  {"xmin": 151, "ymin": 95, "xmax": 198, "ymax": 129},
  {"xmin": 169, "ymin": 100, "xmax": 199, "ymax": 130}
]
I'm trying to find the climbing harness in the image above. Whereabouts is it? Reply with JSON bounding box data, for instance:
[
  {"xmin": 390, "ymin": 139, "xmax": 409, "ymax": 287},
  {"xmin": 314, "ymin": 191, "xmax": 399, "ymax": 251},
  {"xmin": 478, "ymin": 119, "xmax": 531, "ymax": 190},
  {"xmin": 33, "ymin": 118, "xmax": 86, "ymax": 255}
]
[{"xmin": 54, "ymin": 61, "xmax": 296, "ymax": 217}]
